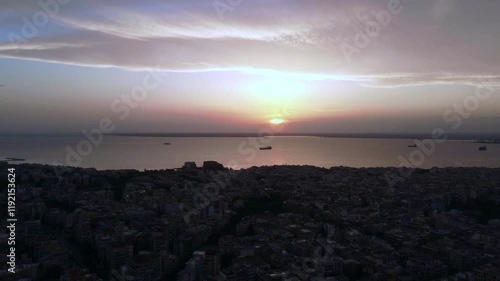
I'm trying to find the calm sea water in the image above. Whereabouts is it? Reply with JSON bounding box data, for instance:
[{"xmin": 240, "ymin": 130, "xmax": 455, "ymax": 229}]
[{"xmin": 0, "ymin": 135, "xmax": 499, "ymax": 170}]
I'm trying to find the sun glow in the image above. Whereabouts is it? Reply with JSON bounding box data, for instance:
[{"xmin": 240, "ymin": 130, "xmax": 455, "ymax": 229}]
[
  {"xmin": 246, "ymin": 78, "xmax": 305, "ymax": 103},
  {"xmin": 270, "ymin": 118, "xmax": 285, "ymax": 125}
]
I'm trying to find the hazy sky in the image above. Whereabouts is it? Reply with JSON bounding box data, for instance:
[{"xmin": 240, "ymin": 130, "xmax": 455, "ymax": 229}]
[{"xmin": 1, "ymin": 0, "xmax": 499, "ymax": 134}]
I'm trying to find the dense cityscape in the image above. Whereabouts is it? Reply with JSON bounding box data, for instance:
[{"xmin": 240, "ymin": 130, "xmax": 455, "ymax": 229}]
[
  {"xmin": 3, "ymin": 0, "xmax": 500, "ymax": 281},
  {"xmin": 1, "ymin": 161, "xmax": 500, "ymax": 281}
]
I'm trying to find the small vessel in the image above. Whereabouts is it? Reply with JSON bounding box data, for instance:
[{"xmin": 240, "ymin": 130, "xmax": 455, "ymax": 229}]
[
  {"xmin": 408, "ymin": 144, "xmax": 417, "ymax": 148},
  {"xmin": 164, "ymin": 142, "xmax": 171, "ymax": 145},
  {"xmin": 260, "ymin": 146, "xmax": 272, "ymax": 150},
  {"xmin": 479, "ymin": 146, "xmax": 487, "ymax": 151}
]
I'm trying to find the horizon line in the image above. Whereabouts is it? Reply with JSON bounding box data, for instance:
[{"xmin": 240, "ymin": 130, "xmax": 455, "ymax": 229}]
[{"xmin": 1, "ymin": 132, "xmax": 500, "ymax": 140}]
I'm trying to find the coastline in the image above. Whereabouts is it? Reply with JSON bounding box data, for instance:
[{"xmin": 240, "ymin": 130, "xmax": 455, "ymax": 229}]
[
  {"xmin": 2, "ymin": 160, "xmax": 500, "ymax": 173},
  {"xmin": 109, "ymin": 132, "xmax": 500, "ymax": 140}
]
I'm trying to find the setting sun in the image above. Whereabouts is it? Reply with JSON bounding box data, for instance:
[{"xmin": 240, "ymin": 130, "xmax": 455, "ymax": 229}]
[{"xmin": 270, "ymin": 118, "xmax": 285, "ymax": 125}]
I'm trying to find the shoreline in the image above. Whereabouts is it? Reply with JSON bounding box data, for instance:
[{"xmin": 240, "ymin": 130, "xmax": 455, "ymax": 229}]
[
  {"xmin": 2, "ymin": 161, "xmax": 500, "ymax": 173},
  {"xmin": 108, "ymin": 132, "xmax": 500, "ymax": 141}
]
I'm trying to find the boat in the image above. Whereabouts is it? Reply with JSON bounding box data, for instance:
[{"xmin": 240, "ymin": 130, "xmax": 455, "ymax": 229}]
[
  {"xmin": 259, "ymin": 146, "xmax": 272, "ymax": 150},
  {"xmin": 164, "ymin": 142, "xmax": 171, "ymax": 145},
  {"xmin": 479, "ymin": 146, "xmax": 487, "ymax": 151},
  {"xmin": 408, "ymin": 144, "xmax": 417, "ymax": 148}
]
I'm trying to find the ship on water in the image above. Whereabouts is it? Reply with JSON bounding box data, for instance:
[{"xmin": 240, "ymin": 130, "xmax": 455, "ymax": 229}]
[
  {"xmin": 479, "ymin": 146, "xmax": 487, "ymax": 151},
  {"xmin": 260, "ymin": 146, "xmax": 272, "ymax": 150}
]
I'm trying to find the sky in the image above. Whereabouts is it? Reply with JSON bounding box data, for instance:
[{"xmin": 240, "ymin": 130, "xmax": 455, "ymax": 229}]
[{"xmin": 1, "ymin": 0, "xmax": 499, "ymax": 134}]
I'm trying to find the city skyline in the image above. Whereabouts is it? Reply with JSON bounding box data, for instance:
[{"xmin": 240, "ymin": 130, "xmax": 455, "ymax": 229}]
[
  {"xmin": 1, "ymin": 0, "xmax": 500, "ymax": 134},
  {"xmin": 2, "ymin": 2, "xmax": 500, "ymax": 279}
]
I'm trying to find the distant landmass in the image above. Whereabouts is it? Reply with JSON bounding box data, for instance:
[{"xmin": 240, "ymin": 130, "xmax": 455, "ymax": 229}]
[{"xmin": 111, "ymin": 132, "xmax": 500, "ymax": 140}]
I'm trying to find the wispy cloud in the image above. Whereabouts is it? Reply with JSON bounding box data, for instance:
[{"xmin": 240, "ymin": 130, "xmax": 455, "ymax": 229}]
[
  {"xmin": 361, "ymin": 74, "xmax": 500, "ymax": 88},
  {"xmin": 1, "ymin": 0, "xmax": 500, "ymax": 87}
]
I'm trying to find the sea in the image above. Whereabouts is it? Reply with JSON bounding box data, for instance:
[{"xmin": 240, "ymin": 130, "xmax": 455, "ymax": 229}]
[{"xmin": 0, "ymin": 135, "xmax": 499, "ymax": 170}]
